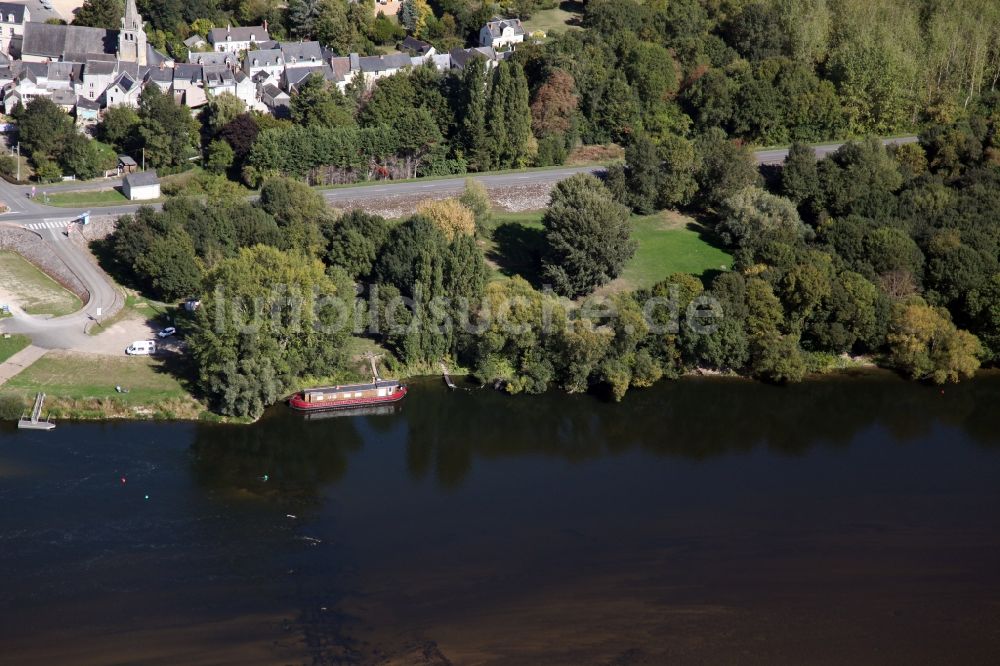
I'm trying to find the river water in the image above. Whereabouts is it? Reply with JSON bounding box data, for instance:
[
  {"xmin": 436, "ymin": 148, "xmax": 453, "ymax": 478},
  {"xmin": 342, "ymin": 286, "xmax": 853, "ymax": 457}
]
[{"xmin": 2, "ymin": 373, "xmax": 1000, "ymax": 664}]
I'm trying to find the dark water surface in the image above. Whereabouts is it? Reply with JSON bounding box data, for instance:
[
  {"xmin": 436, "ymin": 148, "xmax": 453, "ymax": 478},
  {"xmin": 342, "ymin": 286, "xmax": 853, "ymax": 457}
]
[{"xmin": 2, "ymin": 374, "xmax": 1000, "ymax": 664}]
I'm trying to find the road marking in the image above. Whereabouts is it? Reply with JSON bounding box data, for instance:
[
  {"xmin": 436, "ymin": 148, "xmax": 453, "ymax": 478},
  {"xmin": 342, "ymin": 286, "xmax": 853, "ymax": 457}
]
[{"xmin": 24, "ymin": 220, "xmax": 76, "ymax": 230}]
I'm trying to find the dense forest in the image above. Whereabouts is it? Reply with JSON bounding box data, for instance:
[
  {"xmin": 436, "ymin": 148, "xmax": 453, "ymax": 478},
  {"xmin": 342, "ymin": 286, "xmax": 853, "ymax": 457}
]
[{"xmin": 81, "ymin": 0, "xmax": 1000, "ymax": 418}]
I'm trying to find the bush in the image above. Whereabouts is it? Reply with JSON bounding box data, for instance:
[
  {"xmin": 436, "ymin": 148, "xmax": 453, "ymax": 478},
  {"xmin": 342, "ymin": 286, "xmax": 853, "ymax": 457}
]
[
  {"xmin": 0, "ymin": 394, "xmax": 25, "ymax": 420},
  {"xmin": 0, "ymin": 154, "xmax": 17, "ymax": 179}
]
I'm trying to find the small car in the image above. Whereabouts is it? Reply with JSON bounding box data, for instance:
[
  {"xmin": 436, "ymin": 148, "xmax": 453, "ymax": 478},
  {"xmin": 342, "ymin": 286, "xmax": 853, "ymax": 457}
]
[{"xmin": 157, "ymin": 326, "xmax": 177, "ymax": 339}]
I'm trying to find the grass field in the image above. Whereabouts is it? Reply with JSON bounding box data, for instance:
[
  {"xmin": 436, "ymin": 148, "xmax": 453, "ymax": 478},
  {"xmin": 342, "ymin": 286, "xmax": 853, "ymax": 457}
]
[
  {"xmin": 2, "ymin": 350, "xmax": 204, "ymax": 419},
  {"xmin": 619, "ymin": 212, "xmax": 733, "ymax": 290},
  {"xmin": 485, "ymin": 210, "xmax": 732, "ymax": 293},
  {"xmin": 0, "ymin": 251, "xmax": 82, "ymax": 317},
  {"xmin": 0, "ymin": 334, "xmax": 30, "ymax": 364},
  {"xmin": 523, "ymin": 1, "xmax": 585, "ymax": 36},
  {"xmin": 44, "ymin": 189, "xmax": 129, "ymax": 207}
]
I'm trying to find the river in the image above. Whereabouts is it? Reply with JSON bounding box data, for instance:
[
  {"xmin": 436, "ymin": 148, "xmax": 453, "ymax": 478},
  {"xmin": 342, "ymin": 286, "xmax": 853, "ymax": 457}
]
[{"xmin": 2, "ymin": 373, "xmax": 1000, "ymax": 664}]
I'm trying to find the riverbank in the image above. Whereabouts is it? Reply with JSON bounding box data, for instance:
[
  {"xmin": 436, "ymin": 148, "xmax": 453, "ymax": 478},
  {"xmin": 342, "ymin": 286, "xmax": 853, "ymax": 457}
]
[{"xmin": 0, "ymin": 353, "xmax": 955, "ymax": 426}]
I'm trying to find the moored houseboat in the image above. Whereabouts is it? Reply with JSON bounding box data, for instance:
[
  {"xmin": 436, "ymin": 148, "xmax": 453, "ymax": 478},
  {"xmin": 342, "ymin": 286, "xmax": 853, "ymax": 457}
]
[{"xmin": 289, "ymin": 379, "xmax": 407, "ymax": 412}]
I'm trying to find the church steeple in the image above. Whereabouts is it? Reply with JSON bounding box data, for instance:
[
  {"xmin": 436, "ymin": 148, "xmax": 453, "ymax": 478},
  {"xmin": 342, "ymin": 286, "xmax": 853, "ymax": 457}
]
[{"xmin": 118, "ymin": 0, "xmax": 147, "ymax": 65}]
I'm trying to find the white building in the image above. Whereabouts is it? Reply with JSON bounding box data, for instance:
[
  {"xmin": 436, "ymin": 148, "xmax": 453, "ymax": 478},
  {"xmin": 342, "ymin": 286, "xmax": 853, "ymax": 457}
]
[
  {"xmin": 0, "ymin": 2, "xmax": 28, "ymax": 55},
  {"xmin": 207, "ymin": 24, "xmax": 270, "ymax": 53},
  {"xmin": 243, "ymin": 48, "xmax": 283, "ymax": 81},
  {"xmin": 123, "ymin": 170, "xmax": 160, "ymax": 200},
  {"xmin": 479, "ymin": 17, "xmax": 525, "ymax": 50}
]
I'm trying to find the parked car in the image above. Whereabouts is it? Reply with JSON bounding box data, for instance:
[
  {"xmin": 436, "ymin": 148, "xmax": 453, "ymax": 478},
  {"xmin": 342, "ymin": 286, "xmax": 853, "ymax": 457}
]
[
  {"xmin": 157, "ymin": 326, "xmax": 177, "ymax": 339},
  {"xmin": 125, "ymin": 340, "xmax": 156, "ymax": 355}
]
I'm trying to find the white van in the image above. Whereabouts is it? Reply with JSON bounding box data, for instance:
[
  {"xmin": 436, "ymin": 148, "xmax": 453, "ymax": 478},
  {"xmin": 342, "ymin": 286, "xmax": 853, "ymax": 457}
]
[{"xmin": 125, "ymin": 340, "xmax": 156, "ymax": 356}]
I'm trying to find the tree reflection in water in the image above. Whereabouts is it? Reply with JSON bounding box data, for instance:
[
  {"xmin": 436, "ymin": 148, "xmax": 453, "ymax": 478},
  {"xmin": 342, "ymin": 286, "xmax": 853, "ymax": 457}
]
[{"xmin": 190, "ymin": 373, "xmax": 1000, "ymax": 494}]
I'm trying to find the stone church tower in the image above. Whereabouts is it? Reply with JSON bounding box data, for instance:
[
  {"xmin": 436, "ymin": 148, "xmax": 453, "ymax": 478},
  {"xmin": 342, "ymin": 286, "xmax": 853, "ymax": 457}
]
[{"xmin": 118, "ymin": 0, "xmax": 147, "ymax": 65}]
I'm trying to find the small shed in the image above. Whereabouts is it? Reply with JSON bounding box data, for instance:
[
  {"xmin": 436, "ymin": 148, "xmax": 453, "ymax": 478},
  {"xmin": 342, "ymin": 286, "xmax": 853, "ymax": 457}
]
[
  {"xmin": 118, "ymin": 154, "xmax": 138, "ymax": 175},
  {"xmin": 122, "ymin": 170, "xmax": 160, "ymax": 201}
]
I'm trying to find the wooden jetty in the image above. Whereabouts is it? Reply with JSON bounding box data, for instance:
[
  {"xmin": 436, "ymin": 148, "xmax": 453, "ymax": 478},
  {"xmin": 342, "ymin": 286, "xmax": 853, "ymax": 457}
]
[
  {"xmin": 18, "ymin": 392, "xmax": 56, "ymax": 431},
  {"xmin": 440, "ymin": 361, "xmax": 456, "ymax": 389}
]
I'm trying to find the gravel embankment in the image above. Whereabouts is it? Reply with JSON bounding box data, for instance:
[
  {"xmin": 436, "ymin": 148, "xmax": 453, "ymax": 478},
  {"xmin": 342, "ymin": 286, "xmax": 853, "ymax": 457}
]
[{"xmin": 0, "ymin": 226, "xmax": 89, "ymax": 302}]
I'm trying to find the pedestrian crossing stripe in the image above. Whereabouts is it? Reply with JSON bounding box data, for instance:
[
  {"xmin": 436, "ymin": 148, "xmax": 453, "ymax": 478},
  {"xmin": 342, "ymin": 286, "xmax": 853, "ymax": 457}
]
[{"xmin": 23, "ymin": 220, "xmax": 76, "ymax": 230}]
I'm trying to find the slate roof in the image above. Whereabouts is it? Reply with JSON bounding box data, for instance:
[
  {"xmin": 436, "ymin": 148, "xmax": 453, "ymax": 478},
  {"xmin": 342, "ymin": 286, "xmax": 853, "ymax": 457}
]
[
  {"xmin": 76, "ymin": 96, "xmax": 101, "ymax": 110},
  {"xmin": 449, "ymin": 47, "xmax": 496, "ymax": 69},
  {"xmin": 279, "ymin": 40, "xmax": 323, "ymax": 65},
  {"xmin": 203, "ymin": 64, "xmax": 235, "ymax": 86},
  {"xmin": 246, "ymin": 48, "xmax": 282, "ymax": 68},
  {"xmin": 183, "ymin": 35, "xmax": 206, "ymax": 48},
  {"xmin": 145, "ymin": 66, "xmax": 172, "ymax": 84},
  {"xmin": 284, "ymin": 65, "xmax": 323, "ymax": 88},
  {"xmin": 85, "ymin": 59, "xmax": 116, "ymax": 76},
  {"xmin": 358, "ymin": 52, "xmax": 411, "ymax": 73},
  {"xmin": 124, "ymin": 170, "xmax": 159, "ymax": 187},
  {"xmin": 50, "ymin": 88, "xmax": 76, "ymax": 106},
  {"xmin": 207, "ymin": 25, "xmax": 269, "ymax": 45},
  {"xmin": 0, "ymin": 2, "xmax": 27, "ymax": 24},
  {"xmin": 146, "ymin": 43, "xmax": 172, "ymax": 67},
  {"xmin": 118, "ymin": 154, "xmax": 137, "ymax": 166},
  {"xmin": 483, "ymin": 17, "xmax": 524, "ymax": 38},
  {"xmin": 261, "ymin": 83, "xmax": 288, "ymax": 100},
  {"xmin": 190, "ymin": 51, "xmax": 237, "ymax": 67},
  {"xmin": 22, "ymin": 22, "xmax": 115, "ymax": 61},
  {"xmin": 173, "ymin": 63, "xmax": 202, "ymax": 84},
  {"xmin": 400, "ymin": 36, "xmax": 433, "ymax": 56},
  {"xmin": 47, "ymin": 61, "xmax": 81, "ymax": 83}
]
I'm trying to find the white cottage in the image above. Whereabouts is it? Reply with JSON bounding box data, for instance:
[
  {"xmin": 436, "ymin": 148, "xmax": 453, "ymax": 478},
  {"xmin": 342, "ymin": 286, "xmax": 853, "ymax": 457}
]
[{"xmin": 122, "ymin": 170, "xmax": 160, "ymax": 200}]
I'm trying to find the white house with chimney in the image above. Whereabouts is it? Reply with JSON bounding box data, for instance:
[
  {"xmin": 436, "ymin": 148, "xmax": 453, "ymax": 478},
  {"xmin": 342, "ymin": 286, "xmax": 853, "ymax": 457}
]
[
  {"xmin": 479, "ymin": 17, "xmax": 524, "ymax": 50},
  {"xmin": 208, "ymin": 24, "xmax": 270, "ymax": 53}
]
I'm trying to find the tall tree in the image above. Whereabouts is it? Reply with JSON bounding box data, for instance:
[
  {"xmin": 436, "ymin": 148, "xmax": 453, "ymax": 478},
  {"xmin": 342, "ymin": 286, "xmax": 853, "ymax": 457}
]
[
  {"xmin": 459, "ymin": 58, "xmax": 490, "ymax": 171},
  {"xmin": 188, "ymin": 245, "xmax": 349, "ymax": 418},
  {"xmin": 487, "ymin": 61, "xmax": 532, "ymax": 169},
  {"xmin": 541, "ymin": 174, "xmax": 636, "ymax": 297},
  {"xmin": 73, "ymin": 0, "xmax": 124, "ymax": 29}
]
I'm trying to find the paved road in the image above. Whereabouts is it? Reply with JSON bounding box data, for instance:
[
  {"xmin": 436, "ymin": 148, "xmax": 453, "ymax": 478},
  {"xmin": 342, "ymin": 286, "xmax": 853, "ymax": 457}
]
[{"xmin": 0, "ymin": 136, "xmax": 917, "ymax": 353}]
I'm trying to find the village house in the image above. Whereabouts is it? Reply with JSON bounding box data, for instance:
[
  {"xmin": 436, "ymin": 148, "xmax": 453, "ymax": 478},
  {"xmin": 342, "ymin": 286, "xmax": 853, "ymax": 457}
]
[
  {"xmin": 189, "ymin": 51, "xmax": 238, "ymax": 69},
  {"xmin": 122, "ymin": 170, "xmax": 159, "ymax": 200},
  {"xmin": 207, "ymin": 24, "xmax": 270, "ymax": 54},
  {"xmin": 259, "ymin": 82, "xmax": 290, "ymax": 116},
  {"xmin": 0, "ymin": 2, "xmax": 28, "ymax": 56},
  {"xmin": 449, "ymin": 46, "xmax": 503, "ymax": 71},
  {"xmin": 243, "ymin": 48, "xmax": 283, "ymax": 81},
  {"xmin": 479, "ymin": 17, "xmax": 525, "ymax": 50},
  {"xmin": 280, "ymin": 40, "xmax": 323, "ymax": 67},
  {"xmin": 355, "ymin": 52, "xmax": 411, "ymax": 85}
]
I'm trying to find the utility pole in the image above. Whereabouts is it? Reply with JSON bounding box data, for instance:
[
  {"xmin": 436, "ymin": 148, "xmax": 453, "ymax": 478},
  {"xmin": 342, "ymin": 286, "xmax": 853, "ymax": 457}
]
[
  {"xmin": 142, "ymin": 148, "xmax": 145, "ymax": 171},
  {"xmin": 16, "ymin": 143, "xmax": 19, "ymax": 182}
]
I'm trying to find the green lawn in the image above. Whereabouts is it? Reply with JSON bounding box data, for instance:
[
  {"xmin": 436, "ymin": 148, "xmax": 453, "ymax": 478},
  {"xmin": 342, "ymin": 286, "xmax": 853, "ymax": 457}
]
[
  {"xmin": 4, "ymin": 352, "xmax": 190, "ymax": 401},
  {"xmin": 620, "ymin": 213, "xmax": 733, "ymax": 290},
  {"xmin": 485, "ymin": 210, "xmax": 732, "ymax": 292},
  {"xmin": 43, "ymin": 189, "xmax": 129, "ymax": 207},
  {"xmin": 0, "ymin": 251, "xmax": 82, "ymax": 317},
  {"xmin": 523, "ymin": 1, "xmax": 585, "ymax": 35},
  {"xmin": 0, "ymin": 334, "xmax": 30, "ymax": 364}
]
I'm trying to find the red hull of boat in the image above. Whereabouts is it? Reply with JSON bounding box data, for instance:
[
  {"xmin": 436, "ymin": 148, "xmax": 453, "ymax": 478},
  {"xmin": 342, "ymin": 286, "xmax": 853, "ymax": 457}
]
[{"xmin": 289, "ymin": 386, "xmax": 408, "ymax": 412}]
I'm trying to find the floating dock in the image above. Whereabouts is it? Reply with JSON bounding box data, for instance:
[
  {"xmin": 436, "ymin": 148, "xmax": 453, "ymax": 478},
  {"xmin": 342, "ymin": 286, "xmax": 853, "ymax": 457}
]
[{"xmin": 18, "ymin": 392, "xmax": 56, "ymax": 431}]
